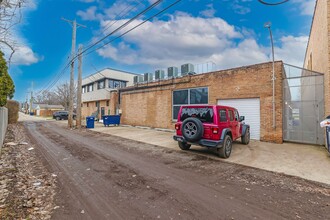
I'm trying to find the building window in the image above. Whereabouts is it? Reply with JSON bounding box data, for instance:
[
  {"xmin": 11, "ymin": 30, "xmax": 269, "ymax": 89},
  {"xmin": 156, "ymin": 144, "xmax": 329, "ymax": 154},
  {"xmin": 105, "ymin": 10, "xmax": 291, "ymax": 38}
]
[
  {"xmin": 87, "ymin": 103, "xmax": 89, "ymax": 107},
  {"xmin": 109, "ymin": 79, "xmax": 127, "ymax": 89},
  {"xmin": 97, "ymin": 80, "xmax": 105, "ymax": 89},
  {"xmin": 114, "ymin": 81, "xmax": 120, "ymax": 88},
  {"xmin": 87, "ymin": 84, "xmax": 93, "ymax": 92},
  {"xmin": 96, "ymin": 101, "xmax": 99, "ymax": 107},
  {"xmin": 109, "ymin": 80, "xmax": 114, "ymax": 88},
  {"xmin": 82, "ymin": 86, "xmax": 85, "ymax": 93},
  {"xmin": 172, "ymin": 87, "xmax": 208, "ymax": 120},
  {"xmin": 106, "ymin": 100, "xmax": 109, "ymax": 106}
]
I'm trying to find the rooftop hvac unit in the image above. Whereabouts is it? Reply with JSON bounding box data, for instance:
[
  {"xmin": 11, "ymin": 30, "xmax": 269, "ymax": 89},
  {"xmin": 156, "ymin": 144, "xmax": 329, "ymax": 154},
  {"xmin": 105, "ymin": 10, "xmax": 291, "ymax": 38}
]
[
  {"xmin": 181, "ymin": 63, "xmax": 194, "ymax": 76},
  {"xmin": 144, "ymin": 73, "xmax": 153, "ymax": 82},
  {"xmin": 138, "ymin": 75, "xmax": 144, "ymax": 82},
  {"xmin": 133, "ymin": 75, "xmax": 138, "ymax": 84},
  {"xmin": 167, "ymin": 66, "xmax": 178, "ymax": 78},
  {"xmin": 155, "ymin": 70, "xmax": 165, "ymax": 80}
]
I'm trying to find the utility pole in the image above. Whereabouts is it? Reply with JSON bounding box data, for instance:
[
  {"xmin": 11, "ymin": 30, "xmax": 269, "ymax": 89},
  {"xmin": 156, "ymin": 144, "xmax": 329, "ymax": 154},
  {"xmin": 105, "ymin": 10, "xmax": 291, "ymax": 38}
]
[
  {"xmin": 76, "ymin": 45, "xmax": 83, "ymax": 128},
  {"xmin": 25, "ymin": 92, "xmax": 29, "ymax": 114},
  {"xmin": 29, "ymin": 82, "xmax": 33, "ymax": 115},
  {"xmin": 62, "ymin": 18, "xmax": 85, "ymax": 128}
]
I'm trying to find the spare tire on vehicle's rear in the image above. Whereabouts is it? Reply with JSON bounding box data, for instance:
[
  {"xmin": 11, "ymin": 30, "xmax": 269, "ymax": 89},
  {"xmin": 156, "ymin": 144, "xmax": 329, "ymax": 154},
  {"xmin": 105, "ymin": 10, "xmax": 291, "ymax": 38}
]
[{"xmin": 181, "ymin": 117, "xmax": 204, "ymax": 142}]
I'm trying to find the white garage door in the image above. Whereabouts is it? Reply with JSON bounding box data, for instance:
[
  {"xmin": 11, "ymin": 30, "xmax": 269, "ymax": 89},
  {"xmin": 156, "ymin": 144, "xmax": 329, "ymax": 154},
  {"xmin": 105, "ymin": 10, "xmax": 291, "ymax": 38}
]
[{"xmin": 217, "ymin": 98, "xmax": 260, "ymax": 140}]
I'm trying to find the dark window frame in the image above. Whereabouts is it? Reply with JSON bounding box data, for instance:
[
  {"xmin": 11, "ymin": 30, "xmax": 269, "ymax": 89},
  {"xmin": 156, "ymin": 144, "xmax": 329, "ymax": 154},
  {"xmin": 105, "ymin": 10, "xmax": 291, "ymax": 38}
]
[
  {"xmin": 97, "ymin": 80, "xmax": 105, "ymax": 90},
  {"xmin": 172, "ymin": 87, "xmax": 209, "ymax": 120}
]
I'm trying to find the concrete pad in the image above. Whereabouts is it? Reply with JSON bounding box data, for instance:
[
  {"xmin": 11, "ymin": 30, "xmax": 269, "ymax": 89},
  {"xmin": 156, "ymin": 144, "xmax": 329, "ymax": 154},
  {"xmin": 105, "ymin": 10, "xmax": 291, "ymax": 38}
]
[{"xmin": 92, "ymin": 123, "xmax": 330, "ymax": 185}]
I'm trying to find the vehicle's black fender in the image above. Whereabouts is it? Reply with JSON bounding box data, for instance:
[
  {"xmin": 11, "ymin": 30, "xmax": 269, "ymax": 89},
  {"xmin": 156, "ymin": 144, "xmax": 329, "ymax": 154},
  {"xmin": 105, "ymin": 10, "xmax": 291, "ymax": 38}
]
[
  {"xmin": 242, "ymin": 124, "xmax": 250, "ymax": 136},
  {"xmin": 220, "ymin": 128, "xmax": 232, "ymax": 140}
]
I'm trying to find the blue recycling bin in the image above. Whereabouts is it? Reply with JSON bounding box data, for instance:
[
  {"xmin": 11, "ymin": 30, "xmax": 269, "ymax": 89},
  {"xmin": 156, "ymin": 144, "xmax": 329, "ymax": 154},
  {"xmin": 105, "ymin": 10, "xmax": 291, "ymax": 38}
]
[
  {"xmin": 86, "ymin": 116, "xmax": 95, "ymax": 129},
  {"xmin": 102, "ymin": 115, "xmax": 121, "ymax": 127}
]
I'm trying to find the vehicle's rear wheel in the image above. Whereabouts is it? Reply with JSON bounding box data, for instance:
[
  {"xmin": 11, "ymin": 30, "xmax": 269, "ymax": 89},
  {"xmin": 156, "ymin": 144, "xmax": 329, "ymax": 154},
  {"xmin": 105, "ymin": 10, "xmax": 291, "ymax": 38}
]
[
  {"xmin": 178, "ymin": 142, "xmax": 191, "ymax": 150},
  {"xmin": 217, "ymin": 135, "xmax": 232, "ymax": 159},
  {"xmin": 56, "ymin": 116, "xmax": 60, "ymax": 121},
  {"xmin": 181, "ymin": 118, "xmax": 204, "ymax": 142},
  {"xmin": 241, "ymin": 128, "xmax": 250, "ymax": 145}
]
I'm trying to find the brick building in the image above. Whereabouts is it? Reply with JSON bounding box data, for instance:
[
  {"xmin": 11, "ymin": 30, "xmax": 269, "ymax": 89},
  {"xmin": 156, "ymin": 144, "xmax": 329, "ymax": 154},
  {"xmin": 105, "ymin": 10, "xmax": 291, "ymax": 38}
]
[
  {"xmin": 81, "ymin": 68, "xmax": 137, "ymax": 120},
  {"xmin": 34, "ymin": 104, "xmax": 64, "ymax": 117},
  {"xmin": 304, "ymin": 0, "xmax": 329, "ymax": 116},
  {"xmin": 119, "ymin": 62, "xmax": 283, "ymax": 143}
]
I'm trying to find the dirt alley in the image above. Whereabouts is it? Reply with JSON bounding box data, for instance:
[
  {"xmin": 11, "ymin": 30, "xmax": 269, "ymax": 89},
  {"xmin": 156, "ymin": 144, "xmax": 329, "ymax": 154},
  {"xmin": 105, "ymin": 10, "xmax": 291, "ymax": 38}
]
[{"xmin": 20, "ymin": 121, "xmax": 330, "ymax": 219}]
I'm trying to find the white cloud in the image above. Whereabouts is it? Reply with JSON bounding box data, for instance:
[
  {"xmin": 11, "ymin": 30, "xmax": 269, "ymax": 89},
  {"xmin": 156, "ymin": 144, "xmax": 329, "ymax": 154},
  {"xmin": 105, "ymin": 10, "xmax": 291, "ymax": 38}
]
[
  {"xmin": 95, "ymin": 13, "xmax": 308, "ymax": 70},
  {"xmin": 292, "ymin": 0, "xmax": 316, "ymax": 16},
  {"xmin": 77, "ymin": 0, "xmax": 140, "ymax": 21},
  {"xmin": 200, "ymin": 4, "xmax": 216, "ymax": 18},
  {"xmin": 10, "ymin": 45, "xmax": 40, "ymax": 65},
  {"xmin": 77, "ymin": 6, "xmax": 98, "ymax": 21},
  {"xmin": 274, "ymin": 35, "xmax": 309, "ymax": 67}
]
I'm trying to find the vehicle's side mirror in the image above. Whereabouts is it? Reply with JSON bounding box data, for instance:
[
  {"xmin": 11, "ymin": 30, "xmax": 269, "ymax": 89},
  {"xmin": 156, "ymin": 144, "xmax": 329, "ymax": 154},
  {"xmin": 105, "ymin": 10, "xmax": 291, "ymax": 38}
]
[{"xmin": 239, "ymin": 116, "xmax": 245, "ymax": 122}]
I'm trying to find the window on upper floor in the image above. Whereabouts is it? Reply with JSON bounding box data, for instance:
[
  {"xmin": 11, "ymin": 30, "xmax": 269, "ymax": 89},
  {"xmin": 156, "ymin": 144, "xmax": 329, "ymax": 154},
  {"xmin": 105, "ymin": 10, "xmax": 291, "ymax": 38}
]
[
  {"xmin": 87, "ymin": 84, "xmax": 93, "ymax": 92},
  {"xmin": 108, "ymin": 79, "xmax": 127, "ymax": 89},
  {"xmin": 97, "ymin": 80, "xmax": 105, "ymax": 89}
]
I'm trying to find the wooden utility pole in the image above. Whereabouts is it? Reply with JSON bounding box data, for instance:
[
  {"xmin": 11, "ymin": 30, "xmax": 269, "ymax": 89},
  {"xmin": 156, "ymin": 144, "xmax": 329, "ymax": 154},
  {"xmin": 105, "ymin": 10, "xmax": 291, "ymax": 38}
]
[
  {"xmin": 62, "ymin": 18, "xmax": 85, "ymax": 128},
  {"xmin": 29, "ymin": 82, "xmax": 33, "ymax": 114},
  {"xmin": 76, "ymin": 45, "xmax": 83, "ymax": 128}
]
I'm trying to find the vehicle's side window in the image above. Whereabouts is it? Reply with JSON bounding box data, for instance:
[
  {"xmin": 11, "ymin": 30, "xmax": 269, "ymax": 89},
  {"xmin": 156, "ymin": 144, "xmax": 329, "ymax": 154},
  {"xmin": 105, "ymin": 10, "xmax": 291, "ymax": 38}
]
[
  {"xmin": 228, "ymin": 110, "xmax": 234, "ymax": 121},
  {"xmin": 219, "ymin": 109, "xmax": 227, "ymax": 122},
  {"xmin": 234, "ymin": 110, "xmax": 239, "ymax": 121}
]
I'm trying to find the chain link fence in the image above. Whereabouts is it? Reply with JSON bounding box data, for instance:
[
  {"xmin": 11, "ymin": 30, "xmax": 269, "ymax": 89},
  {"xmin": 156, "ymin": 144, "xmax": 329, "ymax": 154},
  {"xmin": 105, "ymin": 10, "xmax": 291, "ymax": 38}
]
[{"xmin": 283, "ymin": 64, "xmax": 324, "ymax": 145}]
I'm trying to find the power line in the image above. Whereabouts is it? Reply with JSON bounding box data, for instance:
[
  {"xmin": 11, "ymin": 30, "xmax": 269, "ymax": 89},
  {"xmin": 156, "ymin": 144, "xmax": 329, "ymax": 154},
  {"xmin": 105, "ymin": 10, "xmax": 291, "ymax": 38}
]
[
  {"xmin": 258, "ymin": 0, "xmax": 289, "ymax": 5},
  {"xmin": 80, "ymin": 0, "xmax": 163, "ymax": 56},
  {"xmin": 83, "ymin": 0, "xmax": 142, "ymax": 49},
  {"xmin": 84, "ymin": 0, "xmax": 182, "ymax": 57},
  {"xmin": 37, "ymin": 0, "xmax": 180, "ymax": 95}
]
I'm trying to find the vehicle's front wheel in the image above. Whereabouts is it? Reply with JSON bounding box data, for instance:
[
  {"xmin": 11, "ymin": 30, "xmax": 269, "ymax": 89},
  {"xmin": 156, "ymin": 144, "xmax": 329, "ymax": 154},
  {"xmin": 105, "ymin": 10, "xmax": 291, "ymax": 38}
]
[
  {"xmin": 178, "ymin": 142, "xmax": 191, "ymax": 150},
  {"xmin": 241, "ymin": 128, "xmax": 250, "ymax": 145},
  {"xmin": 217, "ymin": 135, "xmax": 232, "ymax": 159},
  {"xmin": 56, "ymin": 116, "xmax": 61, "ymax": 121}
]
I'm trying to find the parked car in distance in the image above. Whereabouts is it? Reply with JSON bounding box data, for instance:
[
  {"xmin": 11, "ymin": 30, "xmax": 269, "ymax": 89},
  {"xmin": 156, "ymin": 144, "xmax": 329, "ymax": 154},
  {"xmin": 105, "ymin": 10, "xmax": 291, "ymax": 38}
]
[
  {"xmin": 173, "ymin": 105, "xmax": 250, "ymax": 159},
  {"xmin": 53, "ymin": 111, "xmax": 76, "ymax": 120}
]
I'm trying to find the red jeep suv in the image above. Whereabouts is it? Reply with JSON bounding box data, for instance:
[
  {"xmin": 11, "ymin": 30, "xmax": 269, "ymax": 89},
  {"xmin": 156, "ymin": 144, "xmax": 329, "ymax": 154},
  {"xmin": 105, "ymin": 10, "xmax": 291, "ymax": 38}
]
[{"xmin": 173, "ymin": 105, "xmax": 250, "ymax": 158}]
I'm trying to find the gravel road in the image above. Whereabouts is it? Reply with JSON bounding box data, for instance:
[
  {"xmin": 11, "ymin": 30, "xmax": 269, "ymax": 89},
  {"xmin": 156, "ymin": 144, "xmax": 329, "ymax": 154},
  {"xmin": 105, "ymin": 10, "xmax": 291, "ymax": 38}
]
[{"xmin": 23, "ymin": 121, "xmax": 330, "ymax": 220}]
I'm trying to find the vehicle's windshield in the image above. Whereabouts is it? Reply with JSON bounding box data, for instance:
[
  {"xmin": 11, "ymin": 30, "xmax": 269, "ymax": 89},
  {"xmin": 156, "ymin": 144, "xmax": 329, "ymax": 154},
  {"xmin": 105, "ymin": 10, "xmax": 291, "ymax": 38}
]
[{"xmin": 180, "ymin": 107, "xmax": 214, "ymax": 123}]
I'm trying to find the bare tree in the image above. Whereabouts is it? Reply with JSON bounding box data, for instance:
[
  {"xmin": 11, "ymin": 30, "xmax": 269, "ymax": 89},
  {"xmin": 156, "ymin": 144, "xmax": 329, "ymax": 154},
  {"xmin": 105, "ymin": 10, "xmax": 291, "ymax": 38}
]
[
  {"xmin": 34, "ymin": 90, "xmax": 59, "ymax": 105},
  {"xmin": 0, "ymin": 0, "xmax": 27, "ymax": 65},
  {"xmin": 54, "ymin": 82, "xmax": 77, "ymax": 111}
]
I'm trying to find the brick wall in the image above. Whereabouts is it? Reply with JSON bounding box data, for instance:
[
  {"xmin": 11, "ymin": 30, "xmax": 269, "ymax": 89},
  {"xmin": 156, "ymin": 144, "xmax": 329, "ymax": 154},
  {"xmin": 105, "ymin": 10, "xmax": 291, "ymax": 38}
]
[
  {"xmin": 82, "ymin": 100, "xmax": 113, "ymax": 120},
  {"xmin": 120, "ymin": 61, "xmax": 283, "ymax": 143},
  {"xmin": 304, "ymin": 0, "xmax": 329, "ymax": 116}
]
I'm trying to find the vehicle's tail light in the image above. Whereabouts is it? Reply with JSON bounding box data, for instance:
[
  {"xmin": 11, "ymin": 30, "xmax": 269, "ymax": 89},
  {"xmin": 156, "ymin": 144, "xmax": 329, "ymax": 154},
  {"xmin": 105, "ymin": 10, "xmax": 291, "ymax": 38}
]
[
  {"xmin": 175, "ymin": 124, "xmax": 180, "ymax": 130},
  {"xmin": 212, "ymin": 127, "xmax": 219, "ymax": 134}
]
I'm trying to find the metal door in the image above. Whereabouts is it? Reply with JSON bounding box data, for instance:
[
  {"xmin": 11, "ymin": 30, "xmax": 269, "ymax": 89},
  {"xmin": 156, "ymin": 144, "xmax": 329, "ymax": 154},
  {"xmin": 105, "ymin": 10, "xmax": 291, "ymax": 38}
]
[{"xmin": 101, "ymin": 107, "xmax": 105, "ymax": 117}]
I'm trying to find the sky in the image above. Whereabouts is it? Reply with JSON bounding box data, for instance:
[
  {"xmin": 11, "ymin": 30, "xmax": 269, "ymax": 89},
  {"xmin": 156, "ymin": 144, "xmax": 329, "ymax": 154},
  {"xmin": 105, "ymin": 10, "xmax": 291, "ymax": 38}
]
[{"xmin": 3, "ymin": 0, "xmax": 316, "ymax": 101}]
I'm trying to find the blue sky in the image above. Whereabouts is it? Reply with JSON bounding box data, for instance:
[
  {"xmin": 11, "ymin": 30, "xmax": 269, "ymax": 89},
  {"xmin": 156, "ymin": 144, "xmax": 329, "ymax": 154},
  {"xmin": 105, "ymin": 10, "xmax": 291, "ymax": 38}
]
[{"xmin": 4, "ymin": 0, "xmax": 315, "ymax": 101}]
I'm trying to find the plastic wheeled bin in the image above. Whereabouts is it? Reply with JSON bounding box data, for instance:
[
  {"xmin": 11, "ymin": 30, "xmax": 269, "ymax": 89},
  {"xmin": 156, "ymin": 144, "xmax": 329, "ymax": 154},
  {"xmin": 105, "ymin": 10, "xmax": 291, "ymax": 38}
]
[
  {"xmin": 86, "ymin": 116, "xmax": 95, "ymax": 129},
  {"xmin": 102, "ymin": 115, "xmax": 121, "ymax": 127}
]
